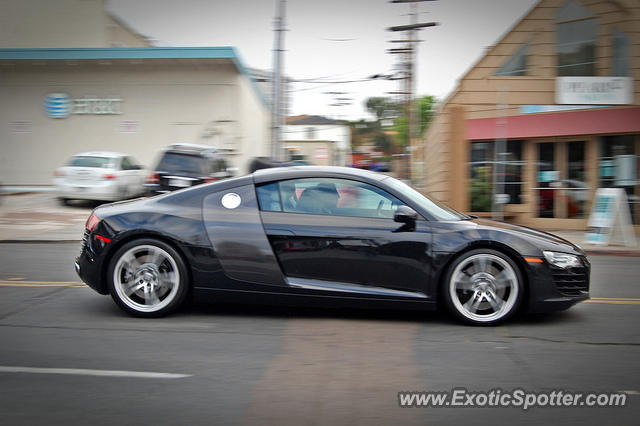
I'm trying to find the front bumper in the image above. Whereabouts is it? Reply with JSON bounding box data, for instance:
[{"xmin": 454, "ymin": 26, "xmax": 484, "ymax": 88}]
[{"xmin": 526, "ymin": 255, "xmax": 590, "ymax": 313}]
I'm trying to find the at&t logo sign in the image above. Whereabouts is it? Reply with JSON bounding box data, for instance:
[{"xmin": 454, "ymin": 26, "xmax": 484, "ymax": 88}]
[
  {"xmin": 43, "ymin": 93, "xmax": 72, "ymax": 118},
  {"xmin": 43, "ymin": 93, "xmax": 123, "ymax": 118}
]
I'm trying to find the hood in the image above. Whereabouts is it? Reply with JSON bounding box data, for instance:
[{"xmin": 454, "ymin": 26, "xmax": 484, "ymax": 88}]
[{"xmin": 470, "ymin": 218, "xmax": 584, "ymax": 255}]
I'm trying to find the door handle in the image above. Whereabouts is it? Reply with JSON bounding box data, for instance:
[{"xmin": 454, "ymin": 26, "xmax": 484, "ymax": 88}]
[{"xmin": 265, "ymin": 228, "xmax": 295, "ymax": 236}]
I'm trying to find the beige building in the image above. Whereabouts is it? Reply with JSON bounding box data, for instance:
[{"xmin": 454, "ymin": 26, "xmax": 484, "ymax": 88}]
[
  {"xmin": 417, "ymin": 0, "xmax": 640, "ymax": 230},
  {"xmin": 0, "ymin": 0, "xmax": 152, "ymax": 48},
  {"xmin": 283, "ymin": 115, "xmax": 352, "ymax": 166},
  {"xmin": 0, "ymin": 1, "xmax": 270, "ymax": 184}
]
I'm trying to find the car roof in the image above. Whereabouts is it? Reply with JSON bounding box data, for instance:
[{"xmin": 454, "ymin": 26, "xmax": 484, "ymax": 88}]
[
  {"xmin": 162, "ymin": 143, "xmax": 226, "ymax": 157},
  {"xmin": 72, "ymin": 152, "xmax": 126, "ymax": 158},
  {"xmin": 253, "ymin": 166, "xmax": 391, "ymax": 184}
]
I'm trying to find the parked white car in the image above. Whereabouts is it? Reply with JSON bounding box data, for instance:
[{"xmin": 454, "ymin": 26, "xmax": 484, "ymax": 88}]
[{"xmin": 53, "ymin": 152, "xmax": 146, "ymax": 204}]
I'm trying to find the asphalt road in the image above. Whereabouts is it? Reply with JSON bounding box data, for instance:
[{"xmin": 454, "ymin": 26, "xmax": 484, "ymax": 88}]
[{"xmin": 0, "ymin": 243, "xmax": 638, "ymax": 425}]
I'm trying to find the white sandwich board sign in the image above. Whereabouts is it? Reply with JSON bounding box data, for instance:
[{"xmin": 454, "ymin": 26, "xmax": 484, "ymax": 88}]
[{"xmin": 584, "ymin": 188, "xmax": 637, "ymax": 247}]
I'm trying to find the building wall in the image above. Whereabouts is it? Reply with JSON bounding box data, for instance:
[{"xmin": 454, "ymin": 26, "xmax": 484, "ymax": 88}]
[
  {"xmin": 282, "ymin": 141, "xmax": 335, "ymax": 167},
  {"xmin": 419, "ymin": 0, "xmax": 640, "ymax": 229},
  {"xmin": 447, "ymin": 0, "xmax": 639, "ymax": 117},
  {"xmin": 283, "ymin": 124, "xmax": 351, "ymax": 166},
  {"xmin": 0, "ymin": 60, "xmax": 268, "ymax": 184},
  {"xmin": 422, "ymin": 106, "xmax": 451, "ymax": 204},
  {"xmin": 0, "ymin": 0, "xmax": 151, "ymax": 48},
  {"xmin": 105, "ymin": 14, "xmax": 152, "ymax": 47},
  {"xmin": 235, "ymin": 68, "xmax": 272, "ymax": 173}
]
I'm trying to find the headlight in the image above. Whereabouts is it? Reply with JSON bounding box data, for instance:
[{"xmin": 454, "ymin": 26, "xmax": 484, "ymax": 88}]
[{"xmin": 543, "ymin": 251, "xmax": 582, "ymax": 269}]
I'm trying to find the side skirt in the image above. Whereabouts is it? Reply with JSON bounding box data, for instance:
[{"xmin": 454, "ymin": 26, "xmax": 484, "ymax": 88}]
[
  {"xmin": 192, "ymin": 286, "xmax": 436, "ymax": 311},
  {"xmin": 286, "ymin": 277, "xmax": 429, "ymax": 299}
]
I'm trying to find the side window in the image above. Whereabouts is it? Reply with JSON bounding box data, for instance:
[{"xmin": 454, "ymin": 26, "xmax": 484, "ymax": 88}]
[
  {"xmin": 275, "ymin": 178, "xmax": 405, "ymax": 218},
  {"xmin": 256, "ymin": 183, "xmax": 282, "ymax": 212},
  {"xmin": 214, "ymin": 159, "xmax": 228, "ymax": 173},
  {"xmin": 121, "ymin": 157, "xmax": 133, "ymax": 170}
]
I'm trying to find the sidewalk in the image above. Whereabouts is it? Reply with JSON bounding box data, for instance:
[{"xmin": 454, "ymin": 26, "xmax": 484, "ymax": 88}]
[
  {"xmin": 545, "ymin": 229, "xmax": 640, "ymax": 256},
  {"xmin": 0, "ymin": 192, "xmax": 91, "ymax": 242},
  {"xmin": 0, "ymin": 192, "xmax": 638, "ymax": 255}
]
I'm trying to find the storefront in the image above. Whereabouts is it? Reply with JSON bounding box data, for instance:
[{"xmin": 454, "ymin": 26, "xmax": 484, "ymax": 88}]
[
  {"xmin": 466, "ymin": 108, "xmax": 640, "ymax": 228},
  {"xmin": 0, "ymin": 47, "xmax": 270, "ymax": 185},
  {"xmin": 418, "ymin": 0, "xmax": 640, "ymax": 230}
]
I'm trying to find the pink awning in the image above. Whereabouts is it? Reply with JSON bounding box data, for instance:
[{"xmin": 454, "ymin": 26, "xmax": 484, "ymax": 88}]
[{"xmin": 466, "ymin": 107, "xmax": 640, "ymax": 140}]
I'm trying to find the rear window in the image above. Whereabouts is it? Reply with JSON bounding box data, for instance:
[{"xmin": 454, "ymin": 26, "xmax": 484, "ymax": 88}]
[
  {"xmin": 156, "ymin": 152, "xmax": 206, "ymax": 174},
  {"xmin": 68, "ymin": 156, "xmax": 113, "ymax": 168}
]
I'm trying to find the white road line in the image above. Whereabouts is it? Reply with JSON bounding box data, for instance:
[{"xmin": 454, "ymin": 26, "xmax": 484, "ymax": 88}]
[{"xmin": 0, "ymin": 366, "xmax": 192, "ymax": 379}]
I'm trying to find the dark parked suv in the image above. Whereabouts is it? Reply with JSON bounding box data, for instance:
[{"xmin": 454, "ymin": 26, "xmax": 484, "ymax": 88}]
[{"xmin": 145, "ymin": 144, "xmax": 232, "ymax": 195}]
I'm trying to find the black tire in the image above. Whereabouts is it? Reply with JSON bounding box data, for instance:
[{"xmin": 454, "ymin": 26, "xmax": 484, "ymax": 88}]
[
  {"xmin": 107, "ymin": 238, "xmax": 189, "ymax": 317},
  {"xmin": 443, "ymin": 249, "xmax": 523, "ymax": 325}
]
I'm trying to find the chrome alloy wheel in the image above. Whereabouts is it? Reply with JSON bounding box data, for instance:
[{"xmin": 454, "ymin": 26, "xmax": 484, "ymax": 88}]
[
  {"xmin": 448, "ymin": 253, "xmax": 520, "ymax": 323},
  {"xmin": 113, "ymin": 244, "xmax": 180, "ymax": 313}
]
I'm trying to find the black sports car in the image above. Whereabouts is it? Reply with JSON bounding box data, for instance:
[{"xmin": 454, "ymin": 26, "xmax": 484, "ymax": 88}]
[{"xmin": 75, "ymin": 166, "xmax": 589, "ymax": 325}]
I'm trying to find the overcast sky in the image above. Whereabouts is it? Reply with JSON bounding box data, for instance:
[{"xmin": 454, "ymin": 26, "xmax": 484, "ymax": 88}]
[{"xmin": 108, "ymin": 0, "xmax": 539, "ymax": 121}]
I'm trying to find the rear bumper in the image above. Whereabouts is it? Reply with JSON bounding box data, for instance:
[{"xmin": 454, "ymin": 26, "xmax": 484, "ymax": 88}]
[
  {"xmin": 75, "ymin": 231, "xmax": 109, "ymax": 295},
  {"xmin": 56, "ymin": 181, "xmax": 120, "ymax": 201}
]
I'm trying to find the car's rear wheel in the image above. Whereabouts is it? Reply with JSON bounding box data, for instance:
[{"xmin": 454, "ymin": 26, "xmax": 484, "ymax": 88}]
[
  {"xmin": 444, "ymin": 249, "xmax": 523, "ymax": 325},
  {"xmin": 107, "ymin": 239, "xmax": 188, "ymax": 317}
]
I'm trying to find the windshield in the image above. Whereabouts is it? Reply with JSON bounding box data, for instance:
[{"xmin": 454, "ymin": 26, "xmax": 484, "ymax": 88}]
[
  {"xmin": 157, "ymin": 152, "xmax": 206, "ymax": 174},
  {"xmin": 383, "ymin": 177, "xmax": 468, "ymax": 221},
  {"xmin": 68, "ymin": 156, "xmax": 114, "ymax": 168}
]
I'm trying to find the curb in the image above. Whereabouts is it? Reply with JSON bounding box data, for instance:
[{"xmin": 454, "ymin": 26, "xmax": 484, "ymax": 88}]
[
  {"xmin": 0, "ymin": 240, "xmax": 81, "ymax": 244},
  {"xmin": 585, "ymin": 250, "xmax": 640, "ymax": 257}
]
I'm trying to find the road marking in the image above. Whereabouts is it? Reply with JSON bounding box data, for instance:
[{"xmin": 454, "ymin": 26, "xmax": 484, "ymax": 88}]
[
  {"xmin": 0, "ymin": 366, "xmax": 192, "ymax": 379},
  {"xmin": 621, "ymin": 390, "xmax": 640, "ymax": 395},
  {"xmin": 0, "ymin": 280, "xmax": 86, "ymax": 287},
  {"xmin": 586, "ymin": 298, "xmax": 640, "ymax": 305},
  {"xmin": 590, "ymin": 297, "xmax": 640, "ymax": 301}
]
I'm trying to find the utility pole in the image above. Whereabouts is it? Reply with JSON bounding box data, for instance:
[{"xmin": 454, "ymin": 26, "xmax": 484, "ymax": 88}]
[
  {"xmin": 388, "ymin": 0, "xmax": 438, "ymax": 182},
  {"xmin": 271, "ymin": 0, "xmax": 286, "ymax": 160}
]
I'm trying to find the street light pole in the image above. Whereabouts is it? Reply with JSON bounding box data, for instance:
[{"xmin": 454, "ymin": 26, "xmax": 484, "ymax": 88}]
[
  {"xmin": 271, "ymin": 0, "xmax": 286, "ymax": 161},
  {"xmin": 387, "ymin": 0, "xmax": 438, "ymax": 182}
]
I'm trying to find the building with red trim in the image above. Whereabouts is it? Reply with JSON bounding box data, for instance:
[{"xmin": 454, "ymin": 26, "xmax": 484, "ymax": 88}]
[{"xmin": 415, "ymin": 0, "xmax": 640, "ymax": 231}]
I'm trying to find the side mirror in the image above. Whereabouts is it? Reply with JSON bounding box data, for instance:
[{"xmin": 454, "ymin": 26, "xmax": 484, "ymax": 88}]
[{"xmin": 394, "ymin": 205, "xmax": 418, "ymax": 224}]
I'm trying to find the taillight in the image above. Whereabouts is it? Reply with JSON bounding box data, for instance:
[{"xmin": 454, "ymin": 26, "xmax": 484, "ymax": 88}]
[
  {"xmin": 204, "ymin": 177, "xmax": 219, "ymax": 183},
  {"xmin": 146, "ymin": 173, "xmax": 159, "ymax": 184},
  {"xmin": 54, "ymin": 169, "xmax": 65, "ymax": 177},
  {"xmin": 85, "ymin": 212, "xmax": 101, "ymax": 232},
  {"xmin": 103, "ymin": 173, "xmax": 116, "ymax": 180}
]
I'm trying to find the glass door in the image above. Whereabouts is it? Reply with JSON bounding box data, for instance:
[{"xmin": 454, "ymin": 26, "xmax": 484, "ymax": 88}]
[{"xmin": 536, "ymin": 141, "xmax": 587, "ymax": 218}]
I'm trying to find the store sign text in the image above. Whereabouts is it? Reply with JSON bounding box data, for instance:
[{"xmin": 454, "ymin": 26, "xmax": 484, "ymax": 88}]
[
  {"xmin": 555, "ymin": 77, "xmax": 632, "ymax": 105},
  {"xmin": 43, "ymin": 93, "xmax": 123, "ymax": 118}
]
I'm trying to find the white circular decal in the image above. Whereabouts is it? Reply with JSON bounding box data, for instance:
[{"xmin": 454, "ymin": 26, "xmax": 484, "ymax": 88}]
[{"xmin": 221, "ymin": 193, "xmax": 241, "ymax": 209}]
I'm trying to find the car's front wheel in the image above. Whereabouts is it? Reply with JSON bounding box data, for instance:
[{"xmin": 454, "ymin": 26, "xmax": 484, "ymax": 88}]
[
  {"xmin": 444, "ymin": 249, "xmax": 523, "ymax": 325},
  {"xmin": 107, "ymin": 238, "xmax": 189, "ymax": 317}
]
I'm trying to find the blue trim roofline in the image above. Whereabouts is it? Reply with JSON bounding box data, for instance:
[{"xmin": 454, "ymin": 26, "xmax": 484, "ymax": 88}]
[
  {"xmin": 0, "ymin": 46, "xmax": 268, "ymax": 107},
  {"xmin": 229, "ymin": 47, "xmax": 269, "ymax": 108},
  {"xmin": 0, "ymin": 46, "xmax": 236, "ymax": 60}
]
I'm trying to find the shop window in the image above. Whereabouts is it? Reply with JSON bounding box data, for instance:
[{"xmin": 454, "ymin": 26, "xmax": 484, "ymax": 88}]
[
  {"xmin": 536, "ymin": 141, "xmax": 587, "ymax": 219},
  {"xmin": 537, "ymin": 143, "xmax": 556, "ymax": 218},
  {"xmin": 556, "ymin": 1, "xmax": 598, "ymax": 76},
  {"xmin": 612, "ymin": 29, "xmax": 629, "ymax": 77},
  {"xmin": 469, "ymin": 141, "xmax": 523, "ymax": 212},
  {"xmin": 600, "ymin": 135, "xmax": 639, "ymax": 224},
  {"xmin": 567, "ymin": 142, "xmax": 587, "ymax": 218},
  {"xmin": 495, "ymin": 44, "xmax": 528, "ymax": 76}
]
